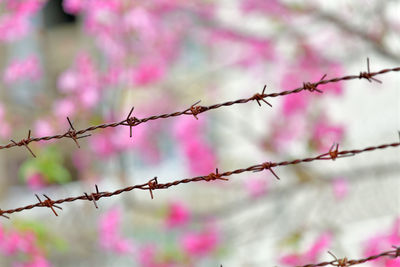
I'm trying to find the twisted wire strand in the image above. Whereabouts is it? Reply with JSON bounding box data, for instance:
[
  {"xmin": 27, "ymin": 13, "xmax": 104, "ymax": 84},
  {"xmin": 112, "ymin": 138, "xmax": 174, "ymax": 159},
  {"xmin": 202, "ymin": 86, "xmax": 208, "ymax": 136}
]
[
  {"xmin": 0, "ymin": 63, "xmax": 398, "ymax": 153},
  {"xmin": 1, "ymin": 140, "xmax": 398, "ymax": 218},
  {"xmin": 296, "ymin": 247, "xmax": 400, "ymax": 267}
]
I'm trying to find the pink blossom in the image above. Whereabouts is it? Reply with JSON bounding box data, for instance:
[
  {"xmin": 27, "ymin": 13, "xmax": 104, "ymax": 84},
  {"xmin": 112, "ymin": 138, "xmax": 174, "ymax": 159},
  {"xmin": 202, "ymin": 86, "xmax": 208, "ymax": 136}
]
[
  {"xmin": 79, "ymin": 87, "xmax": 99, "ymax": 109},
  {"xmin": 53, "ymin": 99, "xmax": 76, "ymax": 118},
  {"xmin": 173, "ymin": 117, "xmax": 216, "ymax": 174},
  {"xmin": 71, "ymin": 150, "xmax": 90, "ymax": 172},
  {"xmin": 332, "ymin": 178, "xmax": 349, "ymax": 200},
  {"xmin": 183, "ymin": 139, "xmax": 216, "ymax": 175},
  {"xmin": 165, "ymin": 202, "xmax": 190, "ymax": 228},
  {"xmin": 281, "ymin": 91, "xmax": 311, "ymax": 117},
  {"xmin": 2, "ymin": 231, "xmax": 22, "ymax": 255},
  {"xmin": 34, "ymin": 119, "xmax": 54, "ymax": 137},
  {"xmin": 132, "ymin": 62, "xmax": 165, "ymax": 86},
  {"xmin": 57, "ymin": 70, "xmax": 79, "ymax": 93},
  {"xmin": 89, "ymin": 132, "xmax": 116, "ymax": 158},
  {"xmin": 0, "ymin": 121, "xmax": 11, "ymax": 139},
  {"xmin": 5, "ymin": 0, "xmax": 44, "ymax": 16},
  {"xmin": 3, "ymin": 55, "xmax": 41, "ymax": 84},
  {"xmin": 137, "ymin": 245, "xmax": 174, "ymax": 267},
  {"xmin": 16, "ymin": 255, "xmax": 51, "ymax": 267},
  {"xmin": 245, "ymin": 178, "xmax": 268, "ymax": 198},
  {"xmin": 210, "ymin": 29, "xmax": 275, "ymax": 67},
  {"xmin": 364, "ymin": 218, "xmax": 400, "ymax": 267},
  {"xmin": 180, "ymin": 227, "xmax": 219, "ymax": 257},
  {"xmin": 269, "ymin": 114, "xmax": 307, "ymax": 152},
  {"xmin": 0, "ymin": 103, "xmax": 11, "ymax": 138},
  {"xmin": 0, "ymin": 14, "xmax": 30, "ymax": 42},
  {"xmin": 26, "ymin": 173, "xmax": 46, "ymax": 190},
  {"xmin": 113, "ymin": 125, "xmax": 160, "ymax": 164},
  {"xmin": 279, "ymin": 232, "xmax": 332, "ymax": 265},
  {"xmin": 98, "ymin": 207, "xmax": 135, "ymax": 254},
  {"xmin": 312, "ymin": 119, "xmax": 344, "ymax": 152},
  {"xmin": 173, "ymin": 116, "xmax": 204, "ymax": 141},
  {"xmin": 123, "ymin": 7, "xmax": 157, "ymax": 40},
  {"xmin": 63, "ymin": 0, "xmax": 85, "ymax": 14},
  {"xmin": 240, "ymin": 0, "xmax": 289, "ymax": 17}
]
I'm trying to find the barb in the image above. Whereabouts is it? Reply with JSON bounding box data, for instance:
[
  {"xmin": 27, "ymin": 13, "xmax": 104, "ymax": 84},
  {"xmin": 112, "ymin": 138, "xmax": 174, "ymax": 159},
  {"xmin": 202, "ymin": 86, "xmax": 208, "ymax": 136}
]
[
  {"xmin": 0, "ymin": 140, "xmax": 398, "ymax": 218},
  {"xmin": 254, "ymin": 161, "xmax": 280, "ymax": 180},
  {"xmin": 296, "ymin": 247, "xmax": 400, "ymax": 267},
  {"xmin": 66, "ymin": 117, "xmax": 91, "ymax": 148},
  {"xmin": 10, "ymin": 130, "xmax": 35, "ymax": 157},
  {"xmin": 184, "ymin": 100, "xmax": 204, "ymax": 120},
  {"xmin": 303, "ymin": 74, "xmax": 326, "ymax": 93},
  {"xmin": 125, "ymin": 107, "xmax": 141, "ymax": 137},
  {"xmin": 84, "ymin": 184, "xmax": 101, "ymax": 209},
  {"xmin": 359, "ymin": 58, "xmax": 382, "ymax": 83},
  {"xmin": 0, "ymin": 63, "xmax": 398, "ymax": 153},
  {"xmin": 35, "ymin": 194, "xmax": 63, "ymax": 216},
  {"xmin": 252, "ymin": 85, "xmax": 272, "ymax": 107}
]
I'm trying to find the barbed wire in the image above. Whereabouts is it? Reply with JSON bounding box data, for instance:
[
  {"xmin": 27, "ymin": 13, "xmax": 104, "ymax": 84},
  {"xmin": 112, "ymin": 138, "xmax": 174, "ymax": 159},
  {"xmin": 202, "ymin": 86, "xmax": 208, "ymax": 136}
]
[
  {"xmin": 295, "ymin": 247, "xmax": 400, "ymax": 267},
  {"xmin": 1, "ymin": 60, "xmax": 398, "ymax": 156},
  {"xmin": 0, "ymin": 139, "xmax": 398, "ymax": 218}
]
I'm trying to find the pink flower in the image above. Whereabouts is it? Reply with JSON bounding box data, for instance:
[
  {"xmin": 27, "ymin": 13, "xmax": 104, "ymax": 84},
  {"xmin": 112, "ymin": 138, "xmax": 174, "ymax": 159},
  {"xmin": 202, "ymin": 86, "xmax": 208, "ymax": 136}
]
[
  {"xmin": 173, "ymin": 116, "xmax": 204, "ymax": 141},
  {"xmin": 26, "ymin": 173, "xmax": 46, "ymax": 190},
  {"xmin": 137, "ymin": 245, "xmax": 174, "ymax": 267},
  {"xmin": 281, "ymin": 91, "xmax": 311, "ymax": 117},
  {"xmin": 364, "ymin": 218, "xmax": 400, "ymax": 267},
  {"xmin": 63, "ymin": 0, "xmax": 85, "ymax": 14},
  {"xmin": 3, "ymin": 55, "xmax": 41, "ymax": 84},
  {"xmin": 53, "ymin": 99, "xmax": 76, "ymax": 118},
  {"xmin": 5, "ymin": 0, "xmax": 44, "ymax": 16},
  {"xmin": 279, "ymin": 232, "xmax": 332, "ymax": 265},
  {"xmin": 183, "ymin": 139, "xmax": 216, "ymax": 175},
  {"xmin": 89, "ymin": 132, "xmax": 117, "ymax": 158},
  {"xmin": 173, "ymin": 117, "xmax": 216, "ymax": 175},
  {"xmin": 269, "ymin": 114, "xmax": 307, "ymax": 152},
  {"xmin": 240, "ymin": 0, "xmax": 289, "ymax": 17},
  {"xmin": 312, "ymin": 119, "xmax": 344, "ymax": 152},
  {"xmin": 245, "ymin": 178, "xmax": 268, "ymax": 198},
  {"xmin": 98, "ymin": 207, "xmax": 135, "ymax": 254},
  {"xmin": 132, "ymin": 62, "xmax": 165, "ymax": 86},
  {"xmin": 34, "ymin": 119, "xmax": 54, "ymax": 138},
  {"xmin": 180, "ymin": 227, "xmax": 219, "ymax": 257},
  {"xmin": 57, "ymin": 70, "xmax": 79, "ymax": 93},
  {"xmin": 16, "ymin": 255, "xmax": 51, "ymax": 267},
  {"xmin": 165, "ymin": 202, "xmax": 190, "ymax": 228},
  {"xmin": 332, "ymin": 178, "xmax": 349, "ymax": 200},
  {"xmin": 0, "ymin": 14, "xmax": 30, "ymax": 42}
]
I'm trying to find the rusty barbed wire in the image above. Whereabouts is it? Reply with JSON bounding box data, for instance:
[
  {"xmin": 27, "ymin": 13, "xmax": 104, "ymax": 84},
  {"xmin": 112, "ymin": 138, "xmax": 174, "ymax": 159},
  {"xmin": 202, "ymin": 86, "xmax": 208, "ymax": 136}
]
[
  {"xmin": 0, "ymin": 60, "xmax": 398, "ymax": 156},
  {"xmin": 0, "ymin": 140, "xmax": 398, "ymax": 218},
  {"xmin": 295, "ymin": 246, "xmax": 400, "ymax": 267}
]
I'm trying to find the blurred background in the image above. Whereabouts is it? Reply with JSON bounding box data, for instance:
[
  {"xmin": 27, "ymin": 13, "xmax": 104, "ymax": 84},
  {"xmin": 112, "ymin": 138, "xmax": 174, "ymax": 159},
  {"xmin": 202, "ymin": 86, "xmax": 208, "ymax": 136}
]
[{"xmin": 0, "ymin": 0, "xmax": 399, "ymax": 266}]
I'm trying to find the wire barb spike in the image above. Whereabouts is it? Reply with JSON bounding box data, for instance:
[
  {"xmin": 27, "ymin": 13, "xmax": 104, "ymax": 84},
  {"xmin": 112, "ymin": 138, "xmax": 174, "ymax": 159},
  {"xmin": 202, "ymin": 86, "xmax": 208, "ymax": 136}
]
[
  {"xmin": 328, "ymin": 251, "xmax": 349, "ymax": 267},
  {"xmin": 205, "ymin": 168, "xmax": 229, "ymax": 182},
  {"xmin": 125, "ymin": 107, "xmax": 141, "ymax": 137},
  {"xmin": 359, "ymin": 58, "xmax": 382, "ymax": 83},
  {"xmin": 258, "ymin": 162, "xmax": 280, "ymax": 180},
  {"xmin": 35, "ymin": 194, "xmax": 62, "ymax": 216},
  {"xmin": 10, "ymin": 130, "xmax": 36, "ymax": 157},
  {"xmin": 302, "ymin": 74, "xmax": 325, "ymax": 94},
  {"xmin": 187, "ymin": 100, "xmax": 203, "ymax": 120},
  {"xmin": 0, "ymin": 209, "xmax": 9, "ymax": 219},
  {"xmin": 252, "ymin": 85, "xmax": 272, "ymax": 107},
  {"xmin": 147, "ymin": 177, "xmax": 159, "ymax": 199},
  {"xmin": 84, "ymin": 184, "xmax": 101, "ymax": 209},
  {"xmin": 66, "ymin": 117, "xmax": 91, "ymax": 148}
]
